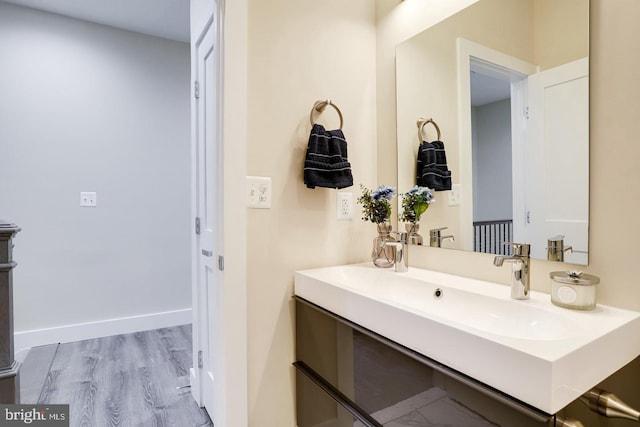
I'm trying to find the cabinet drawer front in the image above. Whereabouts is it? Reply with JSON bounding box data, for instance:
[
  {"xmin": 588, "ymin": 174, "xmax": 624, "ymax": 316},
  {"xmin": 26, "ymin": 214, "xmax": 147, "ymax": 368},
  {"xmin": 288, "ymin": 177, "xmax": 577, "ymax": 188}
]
[{"xmin": 295, "ymin": 297, "xmax": 553, "ymax": 427}]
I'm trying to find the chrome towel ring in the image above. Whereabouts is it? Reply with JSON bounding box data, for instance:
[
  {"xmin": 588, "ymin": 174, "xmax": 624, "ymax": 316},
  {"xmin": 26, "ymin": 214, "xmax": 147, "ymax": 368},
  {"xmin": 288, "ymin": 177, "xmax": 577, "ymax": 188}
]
[
  {"xmin": 417, "ymin": 118, "xmax": 441, "ymax": 143},
  {"xmin": 310, "ymin": 99, "xmax": 344, "ymax": 130}
]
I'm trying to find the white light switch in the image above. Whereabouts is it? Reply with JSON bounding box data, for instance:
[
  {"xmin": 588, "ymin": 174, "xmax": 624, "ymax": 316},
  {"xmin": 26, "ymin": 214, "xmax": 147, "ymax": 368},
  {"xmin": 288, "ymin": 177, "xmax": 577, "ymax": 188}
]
[
  {"xmin": 246, "ymin": 176, "xmax": 272, "ymax": 209},
  {"xmin": 80, "ymin": 192, "xmax": 97, "ymax": 207}
]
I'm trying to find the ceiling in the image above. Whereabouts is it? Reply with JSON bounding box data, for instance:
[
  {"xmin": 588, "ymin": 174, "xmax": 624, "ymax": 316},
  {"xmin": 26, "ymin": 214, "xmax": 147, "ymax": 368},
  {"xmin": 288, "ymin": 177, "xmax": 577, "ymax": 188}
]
[
  {"xmin": 1, "ymin": 0, "xmax": 190, "ymax": 43},
  {"xmin": 470, "ymin": 71, "xmax": 511, "ymax": 107}
]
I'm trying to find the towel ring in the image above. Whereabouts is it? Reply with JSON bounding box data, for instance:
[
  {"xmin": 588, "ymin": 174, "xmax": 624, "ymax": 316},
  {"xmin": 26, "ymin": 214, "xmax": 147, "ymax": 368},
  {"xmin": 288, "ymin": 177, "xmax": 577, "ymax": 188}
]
[
  {"xmin": 310, "ymin": 99, "xmax": 344, "ymax": 130},
  {"xmin": 417, "ymin": 118, "xmax": 441, "ymax": 143}
]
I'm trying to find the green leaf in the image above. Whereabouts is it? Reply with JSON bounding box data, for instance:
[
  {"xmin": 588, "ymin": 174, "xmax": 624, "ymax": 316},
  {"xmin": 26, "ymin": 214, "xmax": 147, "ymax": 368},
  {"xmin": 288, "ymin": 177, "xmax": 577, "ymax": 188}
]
[{"xmin": 414, "ymin": 202, "xmax": 428, "ymax": 221}]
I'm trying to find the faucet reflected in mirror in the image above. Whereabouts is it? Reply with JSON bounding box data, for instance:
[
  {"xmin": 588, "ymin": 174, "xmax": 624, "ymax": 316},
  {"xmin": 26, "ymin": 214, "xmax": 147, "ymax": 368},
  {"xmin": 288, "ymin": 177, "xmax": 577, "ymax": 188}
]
[
  {"xmin": 395, "ymin": 0, "xmax": 590, "ymax": 265},
  {"xmin": 547, "ymin": 235, "xmax": 573, "ymax": 262},
  {"xmin": 429, "ymin": 227, "xmax": 454, "ymax": 248}
]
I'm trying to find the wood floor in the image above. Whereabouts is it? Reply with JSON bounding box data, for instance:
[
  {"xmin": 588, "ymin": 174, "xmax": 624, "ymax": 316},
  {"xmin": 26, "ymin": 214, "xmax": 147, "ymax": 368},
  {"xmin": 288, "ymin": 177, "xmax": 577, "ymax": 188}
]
[{"xmin": 20, "ymin": 325, "xmax": 213, "ymax": 427}]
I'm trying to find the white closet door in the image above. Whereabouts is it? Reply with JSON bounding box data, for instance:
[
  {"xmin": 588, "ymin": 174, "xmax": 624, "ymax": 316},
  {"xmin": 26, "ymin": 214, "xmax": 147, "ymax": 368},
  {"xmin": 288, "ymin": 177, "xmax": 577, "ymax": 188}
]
[
  {"xmin": 525, "ymin": 58, "xmax": 589, "ymax": 264},
  {"xmin": 193, "ymin": 17, "xmax": 222, "ymax": 416}
]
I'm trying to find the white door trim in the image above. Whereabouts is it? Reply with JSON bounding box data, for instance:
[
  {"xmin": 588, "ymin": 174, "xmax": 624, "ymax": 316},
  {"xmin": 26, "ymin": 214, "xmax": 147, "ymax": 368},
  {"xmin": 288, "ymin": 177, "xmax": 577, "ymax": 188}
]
[
  {"xmin": 456, "ymin": 38, "xmax": 537, "ymax": 251},
  {"xmin": 217, "ymin": 0, "xmax": 248, "ymax": 424}
]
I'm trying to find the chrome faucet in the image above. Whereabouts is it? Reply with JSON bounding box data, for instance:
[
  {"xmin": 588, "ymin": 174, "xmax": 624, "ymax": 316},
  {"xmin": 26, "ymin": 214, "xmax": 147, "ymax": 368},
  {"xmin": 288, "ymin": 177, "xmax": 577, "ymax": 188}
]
[
  {"xmin": 385, "ymin": 232, "xmax": 409, "ymax": 272},
  {"xmin": 547, "ymin": 235, "xmax": 572, "ymax": 262},
  {"xmin": 493, "ymin": 242, "xmax": 530, "ymax": 300},
  {"xmin": 429, "ymin": 227, "xmax": 455, "ymax": 247}
]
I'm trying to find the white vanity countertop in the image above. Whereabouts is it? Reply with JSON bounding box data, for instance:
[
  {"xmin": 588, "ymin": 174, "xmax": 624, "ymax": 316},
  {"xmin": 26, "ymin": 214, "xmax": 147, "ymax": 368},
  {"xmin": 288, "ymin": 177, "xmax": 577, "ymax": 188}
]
[{"xmin": 294, "ymin": 263, "xmax": 640, "ymax": 414}]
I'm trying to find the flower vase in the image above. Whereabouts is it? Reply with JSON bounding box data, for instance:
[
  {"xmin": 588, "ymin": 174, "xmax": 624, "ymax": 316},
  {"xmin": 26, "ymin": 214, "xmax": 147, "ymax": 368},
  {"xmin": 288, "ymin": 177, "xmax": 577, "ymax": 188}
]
[
  {"xmin": 405, "ymin": 223, "xmax": 423, "ymax": 246},
  {"xmin": 371, "ymin": 223, "xmax": 396, "ymax": 268}
]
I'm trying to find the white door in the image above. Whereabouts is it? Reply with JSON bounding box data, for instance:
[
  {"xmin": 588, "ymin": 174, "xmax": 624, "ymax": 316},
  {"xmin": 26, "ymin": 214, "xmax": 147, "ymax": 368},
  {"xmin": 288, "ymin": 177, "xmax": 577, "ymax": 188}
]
[
  {"xmin": 193, "ymin": 18, "xmax": 222, "ymax": 416},
  {"xmin": 525, "ymin": 58, "xmax": 589, "ymax": 264}
]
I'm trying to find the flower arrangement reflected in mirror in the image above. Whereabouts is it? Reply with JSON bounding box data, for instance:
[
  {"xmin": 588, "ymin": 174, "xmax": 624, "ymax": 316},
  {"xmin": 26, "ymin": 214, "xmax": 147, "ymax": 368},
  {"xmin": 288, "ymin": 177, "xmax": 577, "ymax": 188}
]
[{"xmin": 400, "ymin": 186, "xmax": 434, "ymax": 245}]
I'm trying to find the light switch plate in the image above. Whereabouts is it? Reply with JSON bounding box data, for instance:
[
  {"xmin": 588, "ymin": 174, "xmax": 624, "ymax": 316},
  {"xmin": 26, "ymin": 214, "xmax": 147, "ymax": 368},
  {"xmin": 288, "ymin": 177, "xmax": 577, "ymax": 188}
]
[
  {"xmin": 80, "ymin": 192, "xmax": 97, "ymax": 207},
  {"xmin": 246, "ymin": 176, "xmax": 272, "ymax": 209}
]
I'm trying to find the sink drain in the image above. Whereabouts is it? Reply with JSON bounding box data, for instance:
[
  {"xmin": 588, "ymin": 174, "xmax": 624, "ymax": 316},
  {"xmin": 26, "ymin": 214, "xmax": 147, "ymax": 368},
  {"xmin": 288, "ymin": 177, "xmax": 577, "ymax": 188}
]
[{"xmin": 433, "ymin": 288, "xmax": 443, "ymax": 299}]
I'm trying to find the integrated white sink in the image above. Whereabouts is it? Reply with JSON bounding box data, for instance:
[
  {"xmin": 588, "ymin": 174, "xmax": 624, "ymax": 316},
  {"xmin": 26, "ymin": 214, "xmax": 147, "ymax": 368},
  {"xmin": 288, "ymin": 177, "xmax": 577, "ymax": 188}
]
[{"xmin": 294, "ymin": 263, "xmax": 640, "ymax": 414}]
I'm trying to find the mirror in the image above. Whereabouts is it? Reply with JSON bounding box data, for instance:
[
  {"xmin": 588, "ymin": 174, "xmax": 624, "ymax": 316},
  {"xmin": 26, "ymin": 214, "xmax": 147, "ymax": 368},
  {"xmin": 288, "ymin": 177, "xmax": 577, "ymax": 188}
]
[{"xmin": 396, "ymin": 0, "xmax": 589, "ymax": 264}]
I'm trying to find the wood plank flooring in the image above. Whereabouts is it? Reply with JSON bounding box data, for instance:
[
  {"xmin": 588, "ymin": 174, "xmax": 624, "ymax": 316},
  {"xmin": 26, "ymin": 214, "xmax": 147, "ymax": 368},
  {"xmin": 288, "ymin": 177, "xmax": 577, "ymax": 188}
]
[
  {"xmin": 20, "ymin": 325, "xmax": 212, "ymax": 427},
  {"xmin": 20, "ymin": 341, "xmax": 58, "ymax": 403}
]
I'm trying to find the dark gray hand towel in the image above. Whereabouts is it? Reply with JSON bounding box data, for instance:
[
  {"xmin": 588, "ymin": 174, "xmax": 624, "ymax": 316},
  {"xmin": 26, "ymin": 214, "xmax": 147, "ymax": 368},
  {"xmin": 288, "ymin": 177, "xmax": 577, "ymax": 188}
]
[
  {"xmin": 304, "ymin": 124, "xmax": 353, "ymax": 189},
  {"xmin": 417, "ymin": 140, "xmax": 452, "ymax": 191}
]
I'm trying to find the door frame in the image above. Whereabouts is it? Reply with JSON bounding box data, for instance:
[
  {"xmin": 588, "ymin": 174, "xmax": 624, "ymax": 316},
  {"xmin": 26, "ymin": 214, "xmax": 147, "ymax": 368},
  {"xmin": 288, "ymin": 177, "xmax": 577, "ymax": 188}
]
[
  {"xmin": 456, "ymin": 38, "xmax": 537, "ymax": 251},
  {"xmin": 190, "ymin": 0, "xmax": 248, "ymax": 425}
]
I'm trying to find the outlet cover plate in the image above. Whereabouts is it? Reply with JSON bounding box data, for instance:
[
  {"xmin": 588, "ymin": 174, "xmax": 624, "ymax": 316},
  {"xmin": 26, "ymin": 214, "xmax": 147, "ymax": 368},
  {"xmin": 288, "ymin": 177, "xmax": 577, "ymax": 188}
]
[
  {"xmin": 448, "ymin": 184, "xmax": 461, "ymax": 206},
  {"xmin": 336, "ymin": 192, "xmax": 353, "ymax": 220}
]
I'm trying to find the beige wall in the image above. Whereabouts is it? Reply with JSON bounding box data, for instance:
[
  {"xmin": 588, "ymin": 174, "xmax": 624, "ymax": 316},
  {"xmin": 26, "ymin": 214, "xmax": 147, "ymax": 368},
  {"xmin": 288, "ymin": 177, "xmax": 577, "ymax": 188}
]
[
  {"xmin": 246, "ymin": 1, "xmax": 377, "ymax": 426},
  {"xmin": 376, "ymin": 0, "xmax": 640, "ymax": 425},
  {"xmin": 534, "ymin": 0, "xmax": 589, "ymax": 70},
  {"xmin": 569, "ymin": 1, "xmax": 640, "ymax": 420},
  {"xmin": 242, "ymin": 0, "xmax": 640, "ymax": 425}
]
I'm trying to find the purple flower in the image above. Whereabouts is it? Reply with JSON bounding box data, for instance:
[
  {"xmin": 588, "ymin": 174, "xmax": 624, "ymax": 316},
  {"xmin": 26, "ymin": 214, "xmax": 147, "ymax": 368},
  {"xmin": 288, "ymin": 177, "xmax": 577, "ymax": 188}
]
[
  {"xmin": 372, "ymin": 185, "xmax": 396, "ymax": 201},
  {"xmin": 357, "ymin": 184, "xmax": 396, "ymax": 223},
  {"xmin": 400, "ymin": 186, "xmax": 435, "ymax": 223},
  {"xmin": 405, "ymin": 185, "xmax": 434, "ymax": 203}
]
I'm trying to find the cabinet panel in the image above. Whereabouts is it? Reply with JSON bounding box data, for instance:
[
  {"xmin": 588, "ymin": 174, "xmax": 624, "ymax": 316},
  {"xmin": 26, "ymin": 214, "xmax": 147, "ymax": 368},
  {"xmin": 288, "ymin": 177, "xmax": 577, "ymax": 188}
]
[
  {"xmin": 296, "ymin": 362, "xmax": 380, "ymax": 427},
  {"xmin": 296, "ymin": 297, "xmax": 554, "ymax": 427}
]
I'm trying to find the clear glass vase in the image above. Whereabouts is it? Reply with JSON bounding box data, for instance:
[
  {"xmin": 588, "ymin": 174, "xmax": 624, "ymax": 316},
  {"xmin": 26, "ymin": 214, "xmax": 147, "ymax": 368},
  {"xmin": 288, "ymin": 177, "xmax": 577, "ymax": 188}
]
[
  {"xmin": 371, "ymin": 222, "xmax": 395, "ymax": 268},
  {"xmin": 405, "ymin": 223, "xmax": 423, "ymax": 245}
]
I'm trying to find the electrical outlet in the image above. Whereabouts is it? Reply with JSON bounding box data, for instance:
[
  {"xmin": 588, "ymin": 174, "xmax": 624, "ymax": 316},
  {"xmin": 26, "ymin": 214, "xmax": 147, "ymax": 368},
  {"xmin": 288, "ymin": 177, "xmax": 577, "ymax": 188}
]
[
  {"xmin": 80, "ymin": 192, "xmax": 97, "ymax": 207},
  {"xmin": 448, "ymin": 184, "xmax": 461, "ymax": 206},
  {"xmin": 246, "ymin": 176, "xmax": 272, "ymax": 209},
  {"xmin": 336, "ymin": 192, "xmax": 353, "ymax": 220}
]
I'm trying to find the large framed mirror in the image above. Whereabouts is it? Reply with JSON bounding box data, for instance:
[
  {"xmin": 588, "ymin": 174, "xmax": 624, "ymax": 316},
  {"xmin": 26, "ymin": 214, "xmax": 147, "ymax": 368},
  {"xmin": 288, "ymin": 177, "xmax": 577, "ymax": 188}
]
[{"xmin": 396, "ymin": 0, "xmax": 589, "ymax": 264}]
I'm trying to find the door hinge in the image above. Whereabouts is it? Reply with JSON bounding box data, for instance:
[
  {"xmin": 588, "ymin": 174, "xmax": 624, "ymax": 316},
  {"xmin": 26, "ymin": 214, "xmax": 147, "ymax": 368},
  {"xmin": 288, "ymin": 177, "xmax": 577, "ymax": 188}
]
[
  {"xmin": 218, "ymin": 255, "xmax": 224, "ymax": 271},
  {"xmin": 524, "ymin": 105, "xmax": 530, "ymax": 120},
  {"xmin": 194, "ymin": 81, "xmax": 200, "ymax": 99},
  {"xmin": 195, "ymin": 217, "xmax": 201, "ymax": 235},
  {"xmin": 198, "ymin": 350, "xmax": 203, "ymax": 368},
  {"xmin": 526, "ymin": 210, "xmax": 531, "ymax": 224}
]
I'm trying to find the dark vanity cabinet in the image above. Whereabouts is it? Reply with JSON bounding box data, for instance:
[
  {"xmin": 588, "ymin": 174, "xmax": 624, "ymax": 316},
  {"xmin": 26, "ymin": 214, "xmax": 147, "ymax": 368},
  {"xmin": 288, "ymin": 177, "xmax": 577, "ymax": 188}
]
[{"xmin": 294, "ymin": 297, "xmax": 561, "ymax": 427}]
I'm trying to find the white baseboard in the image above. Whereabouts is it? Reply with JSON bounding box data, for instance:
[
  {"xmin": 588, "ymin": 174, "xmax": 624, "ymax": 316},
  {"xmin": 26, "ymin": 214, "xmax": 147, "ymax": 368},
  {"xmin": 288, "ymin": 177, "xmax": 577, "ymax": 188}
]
[{"xmin": 14, "ymin": 308, "xmax": 192, "ymax": 353}]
